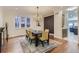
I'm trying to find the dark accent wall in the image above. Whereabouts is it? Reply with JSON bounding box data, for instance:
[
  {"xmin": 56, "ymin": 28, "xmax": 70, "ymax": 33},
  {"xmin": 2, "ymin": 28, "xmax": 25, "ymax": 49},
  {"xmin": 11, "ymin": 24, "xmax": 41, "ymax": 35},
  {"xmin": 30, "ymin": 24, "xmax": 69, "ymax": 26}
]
[{"xmin": 44, "ymin": 15, "xmax": 54, "ymax": 34}]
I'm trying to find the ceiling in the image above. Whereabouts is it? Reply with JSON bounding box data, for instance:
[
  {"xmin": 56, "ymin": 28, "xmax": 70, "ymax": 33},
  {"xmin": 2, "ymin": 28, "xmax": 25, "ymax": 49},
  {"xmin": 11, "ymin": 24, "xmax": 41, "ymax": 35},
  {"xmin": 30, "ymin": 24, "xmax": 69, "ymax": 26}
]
[{"xmin": 1, "ymin": 6, "xmax": 70, "ymax": 17}]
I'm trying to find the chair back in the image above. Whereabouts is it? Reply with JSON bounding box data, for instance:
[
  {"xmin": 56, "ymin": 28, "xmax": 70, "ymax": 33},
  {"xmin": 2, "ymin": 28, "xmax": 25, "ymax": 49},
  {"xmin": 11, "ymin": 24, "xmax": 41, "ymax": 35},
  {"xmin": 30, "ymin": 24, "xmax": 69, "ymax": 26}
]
[
  {"xmin": 41, "ymin": 31, "xmax": 49, "ymax": 40},
  {"xmin": 45, "ymin": 29, "xmax": 49, "ymax": 32},
  {"xmin": 26, "ymin": 30, "xmax": 29, "ymax": 35},
  {"xmin": 28, "ymin": 31, "xmax": 32, "ymax": 37}
]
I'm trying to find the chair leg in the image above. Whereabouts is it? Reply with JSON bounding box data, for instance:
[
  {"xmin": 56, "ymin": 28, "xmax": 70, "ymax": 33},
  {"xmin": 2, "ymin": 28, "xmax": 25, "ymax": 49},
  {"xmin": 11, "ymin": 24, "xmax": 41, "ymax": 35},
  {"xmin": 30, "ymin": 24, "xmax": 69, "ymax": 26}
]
[
  {"xmin": 47, "ymin": 40, "xmax": 49, "ymax": 45},
  {"xmin": 26, "ymin": 35, "xmax": 29, "ymax": 39},
  {"xmin": 28, "ymin": 37, "xmax": 31, "ymax": 42},
  {"xmin": 29, "ymin": 38, "xmax": 32, "ymax": 44},
  {"xmin": 41, "ymin": 41, "xmax": 44, "ymax": 47}
]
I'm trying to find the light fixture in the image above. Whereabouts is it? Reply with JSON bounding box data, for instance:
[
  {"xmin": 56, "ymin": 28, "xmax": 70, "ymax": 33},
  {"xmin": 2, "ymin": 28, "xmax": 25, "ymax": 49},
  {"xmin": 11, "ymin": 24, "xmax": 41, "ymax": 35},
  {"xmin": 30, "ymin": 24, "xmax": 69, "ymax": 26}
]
[
  {"xmin": 36, "ymin": 6, "xmax": 40, "ymax": 26},
  {"xmin": 36, "ymin": 6, "xmax": 39, "ymax": 21}
]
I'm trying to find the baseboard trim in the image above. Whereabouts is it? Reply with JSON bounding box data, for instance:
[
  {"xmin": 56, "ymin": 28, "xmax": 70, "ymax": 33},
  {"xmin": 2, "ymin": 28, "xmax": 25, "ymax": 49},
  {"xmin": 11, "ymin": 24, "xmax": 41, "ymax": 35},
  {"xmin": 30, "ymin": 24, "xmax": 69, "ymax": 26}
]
[
  {"xmin": 49, "ymin": 33, "xmax": 54, "ymax": 36},
  {"xmin": 54, "ymin": 36, "xmax": 63, "ymax": 40},
  {"xmin": 49, "ymin": 33, "xmax": 63, "ymax": 40},
  {"xmin": 49, "ymin": 33, "xmax": 54, "ymax": 39},
  {"xmin": 8, "ymin": 35, "xmax": 25, "ymax": 39}
]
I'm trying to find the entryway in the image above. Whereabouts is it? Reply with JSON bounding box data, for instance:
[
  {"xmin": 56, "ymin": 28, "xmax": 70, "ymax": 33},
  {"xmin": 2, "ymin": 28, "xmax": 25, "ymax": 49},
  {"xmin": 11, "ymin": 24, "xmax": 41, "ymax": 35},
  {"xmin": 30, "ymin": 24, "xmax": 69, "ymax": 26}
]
[
  {"xmin": 67, "ymin": 7, "xmax": 78, "ymax": 43},
  {"xmin": 61, "ymin": 7, "xmax": 79, "ymax": 52}
]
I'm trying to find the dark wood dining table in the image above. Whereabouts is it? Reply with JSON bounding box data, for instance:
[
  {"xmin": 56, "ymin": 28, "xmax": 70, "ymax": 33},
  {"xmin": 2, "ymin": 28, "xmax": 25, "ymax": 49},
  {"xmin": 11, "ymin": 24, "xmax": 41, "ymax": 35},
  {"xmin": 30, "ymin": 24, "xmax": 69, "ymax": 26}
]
[{"xmin": 32, "ymin": 30, "xmax": 42, "ymax": 47}]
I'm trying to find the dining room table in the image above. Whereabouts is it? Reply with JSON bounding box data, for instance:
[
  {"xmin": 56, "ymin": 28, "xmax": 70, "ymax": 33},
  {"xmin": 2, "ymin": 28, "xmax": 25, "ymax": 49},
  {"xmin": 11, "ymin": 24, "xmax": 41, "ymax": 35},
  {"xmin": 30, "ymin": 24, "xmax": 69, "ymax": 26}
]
[{"xmin": 32, "ymin": 30, "xmax": 42, "ymax": 47}]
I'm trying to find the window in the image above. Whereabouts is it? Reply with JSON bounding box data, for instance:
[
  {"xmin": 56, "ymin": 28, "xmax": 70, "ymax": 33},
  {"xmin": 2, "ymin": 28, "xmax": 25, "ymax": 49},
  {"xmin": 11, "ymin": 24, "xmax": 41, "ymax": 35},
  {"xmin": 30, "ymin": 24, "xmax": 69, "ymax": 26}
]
[
  {"xmin": 15, "ymin": 16, "xmax": 30, "ymax": 29},
  {"xmin": 21, "ymin": 17, "xmax": 26, "ymax": 28},
  {"xmin": 15, "ymin": 16, "xmax": 20, "ymax": 29},
  {"xmin": 27, "ymin": 17, "xmax": 30, "ymax": 27}
]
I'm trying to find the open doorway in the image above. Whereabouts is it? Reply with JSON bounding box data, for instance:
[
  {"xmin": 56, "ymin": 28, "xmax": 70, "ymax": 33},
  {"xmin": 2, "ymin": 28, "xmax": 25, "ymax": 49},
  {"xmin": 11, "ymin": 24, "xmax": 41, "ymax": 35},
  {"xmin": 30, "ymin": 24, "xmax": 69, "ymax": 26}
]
[{"xmin": 67, "ymin": 7, "xmax": 78, "ymax": 43}]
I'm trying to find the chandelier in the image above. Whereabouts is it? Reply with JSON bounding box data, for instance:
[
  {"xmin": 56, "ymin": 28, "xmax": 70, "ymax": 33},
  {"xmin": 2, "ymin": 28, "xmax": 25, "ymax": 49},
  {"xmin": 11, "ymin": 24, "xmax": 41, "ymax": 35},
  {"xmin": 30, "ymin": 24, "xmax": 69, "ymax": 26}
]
[
  {"xmin": 36, "ymin": 6, "xmax": 41, "ymax": 26},
  {"xmin": 36, "ymin": 6, "xmax": 39, "ymax": 21}
]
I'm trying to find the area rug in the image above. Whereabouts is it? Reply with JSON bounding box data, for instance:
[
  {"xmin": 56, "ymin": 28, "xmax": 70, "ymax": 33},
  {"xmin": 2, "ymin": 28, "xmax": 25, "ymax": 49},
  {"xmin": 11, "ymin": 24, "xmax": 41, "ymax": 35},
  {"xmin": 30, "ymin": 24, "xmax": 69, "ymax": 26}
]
[{"xmin": 20, "ymin": 39, "xmax": 58, "ymax": 53}]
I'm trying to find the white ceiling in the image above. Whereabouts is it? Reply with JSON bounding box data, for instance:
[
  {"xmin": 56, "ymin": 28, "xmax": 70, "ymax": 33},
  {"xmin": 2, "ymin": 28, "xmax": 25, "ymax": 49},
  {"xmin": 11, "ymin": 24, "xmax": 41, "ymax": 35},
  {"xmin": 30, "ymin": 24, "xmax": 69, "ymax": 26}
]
[{"xmin": 1, "ymin": 6, "xmax": 70, "ymax": 17}]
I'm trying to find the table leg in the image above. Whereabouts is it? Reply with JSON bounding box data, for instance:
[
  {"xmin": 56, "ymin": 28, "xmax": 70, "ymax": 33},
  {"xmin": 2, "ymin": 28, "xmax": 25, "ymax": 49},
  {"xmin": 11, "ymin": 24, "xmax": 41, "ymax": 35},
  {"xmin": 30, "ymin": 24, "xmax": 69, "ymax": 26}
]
[{"xmin": 35, "ymin": 36, "xmax": 39, "ymax": 47}]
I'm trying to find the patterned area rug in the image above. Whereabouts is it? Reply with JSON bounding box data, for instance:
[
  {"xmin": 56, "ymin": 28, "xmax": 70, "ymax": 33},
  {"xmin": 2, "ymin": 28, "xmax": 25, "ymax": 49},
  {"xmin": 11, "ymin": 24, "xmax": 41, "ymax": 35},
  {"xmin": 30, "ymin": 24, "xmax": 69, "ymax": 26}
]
[{"xmin": 20, "ymin": 39, "xmax": 58, "ymax": 53}]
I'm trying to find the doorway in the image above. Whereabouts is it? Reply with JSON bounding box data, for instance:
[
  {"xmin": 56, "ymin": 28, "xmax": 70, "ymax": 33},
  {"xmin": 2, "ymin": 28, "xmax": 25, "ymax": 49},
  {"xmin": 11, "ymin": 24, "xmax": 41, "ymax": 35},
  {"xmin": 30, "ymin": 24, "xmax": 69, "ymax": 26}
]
[{"xmin": 67, "ymin": 7, "xmax": 78, "ymax": 43}]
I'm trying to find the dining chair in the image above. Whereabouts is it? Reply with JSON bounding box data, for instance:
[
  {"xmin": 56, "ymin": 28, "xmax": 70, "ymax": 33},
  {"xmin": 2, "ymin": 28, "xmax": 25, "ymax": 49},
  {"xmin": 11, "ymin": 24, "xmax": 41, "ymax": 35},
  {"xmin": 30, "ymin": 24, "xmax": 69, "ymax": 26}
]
[
  {"xmin": 26, "ymin": 30, "xmax": 29, "ymax": 38},
  {"xmin": 28, "ymin": 30, "xmax": 35, "ymax": 44},
  {"xmin": 39, "ymin": 30, "xmax": 49, "ymax": 47},
  {"xmin": 26, "ymin": 30, "xmax": 31, "ymax": 42}
]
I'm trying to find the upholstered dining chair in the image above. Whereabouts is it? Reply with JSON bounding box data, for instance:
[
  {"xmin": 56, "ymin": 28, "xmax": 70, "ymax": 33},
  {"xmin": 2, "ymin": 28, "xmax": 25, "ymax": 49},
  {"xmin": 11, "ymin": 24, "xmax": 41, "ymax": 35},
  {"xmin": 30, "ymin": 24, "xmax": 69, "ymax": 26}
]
[
  {"xmin": 26, "ymin": 30, "xmax": 29, "ymax": 39},
  {"xmin": 45, "ymin": 29, "xmax": 49, "ymax": 32},
  {"xmin": 39, "ymin": 30, "xmax": 49, "ymax": 47},
  {"xmin": 28, "ymin": 30, "xmax": 35, "ymax": 44}
]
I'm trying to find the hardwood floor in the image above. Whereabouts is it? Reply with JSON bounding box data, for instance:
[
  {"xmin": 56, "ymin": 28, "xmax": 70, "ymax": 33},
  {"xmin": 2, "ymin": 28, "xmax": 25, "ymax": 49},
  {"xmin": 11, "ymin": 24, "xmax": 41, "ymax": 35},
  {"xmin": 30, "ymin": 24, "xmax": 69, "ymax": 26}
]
[
  {"xmin": 51, "ymin": 35, "xmax": 79, "ymax": 53},
  {"xmin": 2, "ymin": 35, "xmax": 79, "ymax": 53},
  {"xmin": 50, "ymin": 39, "xmax": 67, "ymax": 53}
]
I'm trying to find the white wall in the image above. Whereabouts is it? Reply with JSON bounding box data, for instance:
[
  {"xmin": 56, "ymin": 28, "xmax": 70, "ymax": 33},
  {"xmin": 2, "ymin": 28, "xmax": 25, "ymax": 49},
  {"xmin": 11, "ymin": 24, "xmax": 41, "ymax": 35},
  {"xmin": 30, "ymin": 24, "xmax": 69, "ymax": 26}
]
[
  {"xmin": 0, "ymin": 8, "xmax": 3, "ymax": 27},
  {"xmin": 54, "ymin": 11, "xmax": 63, "ymax": 39},
  {"xmin": 0, "ymin": 16, "xmax": 3, "ymax": 27},
  {"xmin": 63, "ymin": 11, "xmax": 68, "ymax": 29},
  {"xmin": 3, "ymin": 11, "xmax": 44, "ymax": 38},
  {"xmin": 1, "ymin": 8, "xmax": 63, "ymax": 39}
]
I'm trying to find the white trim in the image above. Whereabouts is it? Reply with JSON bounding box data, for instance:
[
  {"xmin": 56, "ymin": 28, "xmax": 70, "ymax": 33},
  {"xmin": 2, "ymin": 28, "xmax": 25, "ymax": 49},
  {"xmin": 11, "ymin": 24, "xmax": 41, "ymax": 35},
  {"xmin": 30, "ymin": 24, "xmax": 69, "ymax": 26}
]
[
  {"xmin": 49, "ymin": 33, "xmax": 54, "ymax": 36},
  {"xmin": 49, "ymin": 33, "xmax": 63, "ymax": 40},
  {"xmin": 54, "ymin": 35, "xmax": 63, "ymax": 40}
]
